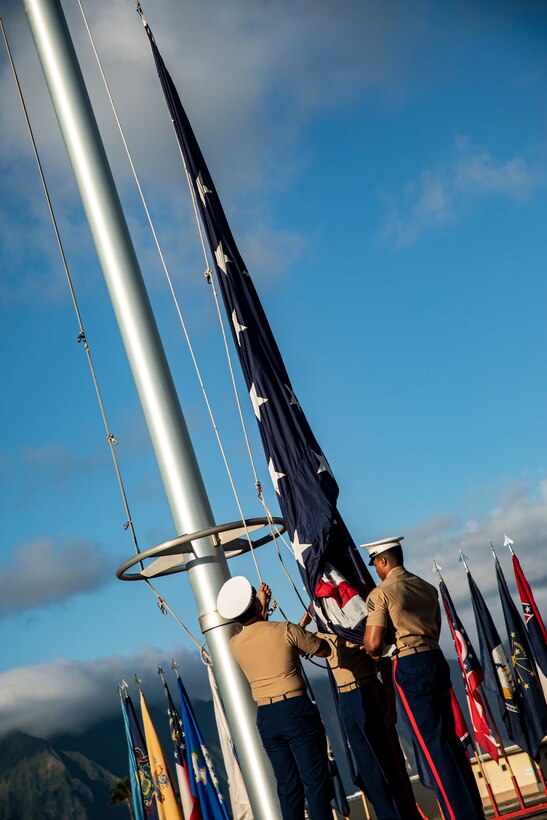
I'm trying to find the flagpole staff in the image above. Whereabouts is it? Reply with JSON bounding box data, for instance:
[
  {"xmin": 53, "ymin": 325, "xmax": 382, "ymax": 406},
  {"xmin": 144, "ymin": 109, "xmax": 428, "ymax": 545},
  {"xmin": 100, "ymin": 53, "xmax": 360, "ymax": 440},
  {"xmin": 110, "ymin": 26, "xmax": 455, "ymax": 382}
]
[
  {"xmin": 478, "ymin": 686, "xmax": 526, "ymax": 809},
  {"xmin": 360, "ymin": 792, "xmax": 371, "ymax": 820},
  {"xmin": 433, "ymin": 562, "xmax": 500, "ymax": 817},
  {"xmin": 22, "ymin": 2, "xmax": 280, "ymax": 815},
  {"xmin": 459, "ymin": 552, "xmax": 526, "ymax": 809},
  {"xmin": 470, "ymin": 746, "xmax": 500, "ymax": 818}
]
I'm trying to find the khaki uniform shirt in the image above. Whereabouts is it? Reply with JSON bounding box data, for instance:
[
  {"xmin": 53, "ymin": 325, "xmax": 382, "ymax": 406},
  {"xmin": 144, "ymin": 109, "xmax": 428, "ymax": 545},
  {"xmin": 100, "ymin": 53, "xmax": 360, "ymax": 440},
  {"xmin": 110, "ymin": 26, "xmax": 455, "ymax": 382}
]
[
  {"xmin": 230, "ymin": 620, "xmax": 324, "ymax": 704},
  {"xmin": 316, "ymin": 631, "xmax": 376, "ymax": 690},
  {"xmin": 365, "ymin": 566, "xmax": 441, "ymax": 655}
]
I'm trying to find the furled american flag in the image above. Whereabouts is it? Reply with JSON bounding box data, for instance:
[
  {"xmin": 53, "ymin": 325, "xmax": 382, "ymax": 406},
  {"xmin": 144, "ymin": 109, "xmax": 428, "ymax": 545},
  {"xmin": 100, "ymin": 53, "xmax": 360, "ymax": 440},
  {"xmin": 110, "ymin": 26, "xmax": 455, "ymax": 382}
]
[{"xmin": 140, "ymin": 13, "xmax": 374, "ymax": 642}]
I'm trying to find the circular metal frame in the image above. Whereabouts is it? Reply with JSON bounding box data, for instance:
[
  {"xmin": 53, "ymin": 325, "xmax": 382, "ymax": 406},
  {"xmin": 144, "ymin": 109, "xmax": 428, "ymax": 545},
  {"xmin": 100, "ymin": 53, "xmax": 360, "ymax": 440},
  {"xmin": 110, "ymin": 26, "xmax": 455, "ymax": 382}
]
[{"xmin": 116, "ymin": 516, "xmax": 285, "ymax": 581}]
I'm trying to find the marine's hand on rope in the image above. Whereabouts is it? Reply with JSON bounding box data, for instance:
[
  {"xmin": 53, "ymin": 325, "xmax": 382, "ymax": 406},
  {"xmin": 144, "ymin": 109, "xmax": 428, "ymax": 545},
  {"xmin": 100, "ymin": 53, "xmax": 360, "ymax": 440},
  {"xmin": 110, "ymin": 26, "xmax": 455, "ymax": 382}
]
[
  {"xmin": 299, "ymin": 605, "xmax": 313, "ymax": 630},
  {"xmin": 258, "ymin": 581, "xmax": 271, "ymax": 620}
]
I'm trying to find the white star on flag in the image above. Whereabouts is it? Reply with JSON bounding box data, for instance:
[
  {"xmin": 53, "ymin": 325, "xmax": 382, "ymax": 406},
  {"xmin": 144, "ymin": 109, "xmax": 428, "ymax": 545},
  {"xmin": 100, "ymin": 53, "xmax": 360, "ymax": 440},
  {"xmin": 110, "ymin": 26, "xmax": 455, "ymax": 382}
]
[
  {"xmin": 215, "ymin": 242, "xmax": 230, "ymax": 274},
  {"xmin": 268, "ymin": 457, "xmax": 286, "ymax": 495},
  {"xmin": 312, "ymin": 449, "xmax": 333, "ymax": 476},
  {"xmin": 285, "ymin": 384, "xmax": 301, "ymax": 410},
  {"xmin": 250, "ymin": 383, "xmax": 268, "ymax": 420},
  {"xmin": 196, "ymin": 173, "xmax": 212, "ymax": 205},
  {"xmin": 292, "ymin": 529, "xmax": 312, "ymax": 568},
  {"xmin": 232, "ymin": 309, "xmax": 247, "ymax": 346}
]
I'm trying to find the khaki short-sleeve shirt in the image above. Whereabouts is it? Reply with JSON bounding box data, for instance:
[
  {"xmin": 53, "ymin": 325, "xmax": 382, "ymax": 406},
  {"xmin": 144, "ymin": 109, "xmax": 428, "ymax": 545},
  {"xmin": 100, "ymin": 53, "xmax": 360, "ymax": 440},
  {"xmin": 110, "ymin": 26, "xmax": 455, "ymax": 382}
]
[
  {"xmin": 230, "ymin": 620, "xmax": 323, "ymax": 703},
  {"xmin": 365, "ymin": 566, "xmax": 441, "ymax": 654},
  {"xmin": 316, "ymin": 631, "xmax": 376, "ymax": 689}
]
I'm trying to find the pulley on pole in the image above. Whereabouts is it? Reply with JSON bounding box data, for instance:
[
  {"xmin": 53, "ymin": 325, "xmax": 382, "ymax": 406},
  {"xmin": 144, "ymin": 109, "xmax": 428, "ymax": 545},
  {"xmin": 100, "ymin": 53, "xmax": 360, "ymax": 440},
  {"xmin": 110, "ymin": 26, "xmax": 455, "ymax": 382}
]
[{"xmin": 21, "ymin": 0, "xmax": 280, "ymax": 815}]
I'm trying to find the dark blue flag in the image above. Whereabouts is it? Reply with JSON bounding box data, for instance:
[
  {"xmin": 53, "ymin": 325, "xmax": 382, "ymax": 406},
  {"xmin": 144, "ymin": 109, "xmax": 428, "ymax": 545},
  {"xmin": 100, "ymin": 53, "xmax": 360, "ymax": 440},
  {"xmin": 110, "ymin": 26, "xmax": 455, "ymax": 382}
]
[
  {"xmin": 124, "ymin": 692, "xmax": 161, "ymax": 819},
  {"xmin": 160, "ymin": 675, "xmax": 201, "ymax": 820},
  {"xmin": 176, "ymin": 673, "xmax": 229, "ymax": 820},
  {"xmin": 466, "ymin": 569, "xmax": 531, "ymax": 756},
  {"xmin": 121, "ymin": 693, "xmax": 146, "ymax": 820},
  {"xmin": 495, "ymin": 555, "xmax": 547, "ymax": 761},
  {"xmin": 140, "ymin": 12, "xmax": 374, "ymax": 643}
]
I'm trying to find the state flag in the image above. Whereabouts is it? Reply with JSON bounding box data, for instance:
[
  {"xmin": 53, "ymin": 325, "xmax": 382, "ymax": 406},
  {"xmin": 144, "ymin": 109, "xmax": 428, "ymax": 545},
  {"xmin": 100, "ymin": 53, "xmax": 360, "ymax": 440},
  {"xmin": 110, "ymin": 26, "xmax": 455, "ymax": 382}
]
[
  {"xmin": 508, "ymin": 538, "xmax": 547, "ymax": 679},
  {"xmin": 495, "ymin": 554, "xmax": 547, "ymax": 761},
  {"xmin": 176, "ymin": 673, "xmax": 229, "ymax": 820},
  {"xmin": 450, "ymin": 689, "xmax": 472, "ymax": 752},
  {"xmin": 160, "ymin": 674, "xmax": 201, "ymax": 820},
  {"xmin": 124, "ymin": 691, "xmax": 161, "ymax": 819},
  {"xmin": 467, "ymin": 569, "xmax": 531, "ymax": 756},
  {"xmin": 121, "ymin": 691, "xmax": 146, "ymax": 820},
  {"xmin": 140, "ymin": 689, "xmax": 183, "ymax": 820},
  {"xmin": 439, "ymin": 579, "xmax": 498, "ymax": 760}
]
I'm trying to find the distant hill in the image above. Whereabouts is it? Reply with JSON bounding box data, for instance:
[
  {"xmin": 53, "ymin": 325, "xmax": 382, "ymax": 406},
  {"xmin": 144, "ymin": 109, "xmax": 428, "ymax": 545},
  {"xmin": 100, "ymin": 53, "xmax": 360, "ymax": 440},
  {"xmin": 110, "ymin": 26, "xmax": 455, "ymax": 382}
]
[
  {"xmin": 0, "ymin": 731, "xmax": 120, "ymax": 819},
  {"xmin": 51, "ymin": 699, "xmax": 227, "ymax": 791}
]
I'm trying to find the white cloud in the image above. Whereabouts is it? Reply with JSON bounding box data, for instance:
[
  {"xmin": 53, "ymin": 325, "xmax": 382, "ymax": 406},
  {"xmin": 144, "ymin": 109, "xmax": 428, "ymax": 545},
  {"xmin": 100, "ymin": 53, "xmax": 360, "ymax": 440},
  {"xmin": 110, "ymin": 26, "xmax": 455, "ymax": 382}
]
[
  {"xmin": 238, "ymin": 222, "xmax": 308, "ymax": 285},
  {"xmin": 402, "ymin": 476, "xmax": 547, "ymax": 651},
  {"xmin": 0, "ymin": 645, "xmax": 207, "ymax": 738},
  {"xmin": 0, "ymin": 537, "xmax": 112, "ymax": 618},
  {"xmin": 0, "ymin": 0, "xmax": 424, "ymax": 301},
  {"xmin": 382, "ymin": 145, "xmax": 541, "ymax": 246}
]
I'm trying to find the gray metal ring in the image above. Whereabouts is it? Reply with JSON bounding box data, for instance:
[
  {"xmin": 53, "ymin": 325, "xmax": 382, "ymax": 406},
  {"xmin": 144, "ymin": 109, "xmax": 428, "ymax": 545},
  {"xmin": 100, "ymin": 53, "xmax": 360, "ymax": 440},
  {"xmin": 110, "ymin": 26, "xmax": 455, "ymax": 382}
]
[{"xmin": 116, "ymin": 516, "xmax": 285, "ymax": 581}]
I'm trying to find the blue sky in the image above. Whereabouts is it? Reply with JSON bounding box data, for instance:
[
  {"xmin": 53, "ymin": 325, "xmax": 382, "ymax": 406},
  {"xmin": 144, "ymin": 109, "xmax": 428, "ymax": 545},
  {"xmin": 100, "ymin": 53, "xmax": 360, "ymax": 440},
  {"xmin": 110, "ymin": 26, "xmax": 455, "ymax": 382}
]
[{"xmin": 1, "ymin": 0, "xmax": 546, "ymax": 734}]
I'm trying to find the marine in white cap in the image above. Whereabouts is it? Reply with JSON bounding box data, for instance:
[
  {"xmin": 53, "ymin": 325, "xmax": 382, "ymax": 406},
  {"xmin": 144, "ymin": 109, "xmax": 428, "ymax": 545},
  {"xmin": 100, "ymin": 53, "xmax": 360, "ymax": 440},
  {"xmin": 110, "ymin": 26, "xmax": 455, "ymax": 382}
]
[
  {"xmin": 217, "ymin": 576, "xmax": 332, "ymax": 820},
  {"xmin": 362, "ymin": 537, "xmax": 485, "ymax": 820}
]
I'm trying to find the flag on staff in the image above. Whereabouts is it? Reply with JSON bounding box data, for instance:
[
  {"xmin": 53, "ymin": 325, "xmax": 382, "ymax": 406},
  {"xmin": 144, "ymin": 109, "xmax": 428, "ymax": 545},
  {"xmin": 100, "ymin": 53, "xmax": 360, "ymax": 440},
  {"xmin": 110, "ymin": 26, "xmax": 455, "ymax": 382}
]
[
  {"xmin": 450, "ymin": 688, "xmax": 473, "ymax": 751},
  {"xmin": 466, "ymin": 568, "xmax": 531, "ymax": 756},
  {"xmin": 507, "ymin": 534, "xmax": 547, "ymax": 678},
  {"xmin": 176, "ymin": 672, "xmax": 230, "ymax": 820},
  {"xmin": 206, "ymin": 665, "xmax": 252, "ymax": 820},
  {"xmin": 138, "ymin": 9, "xmax": 374, "ymax": 644},
  {"xmin": 159, "ymin": 671, "xmax": 201, "ymax": 820},
  {"xmin": 494, "ymin": 553, "xmax": 547, "ymax": 761},
  {"xmin": 439, "ymin": 579, "xmax": 498, "ymax": 760},
  {"xmin": 120, "ymin": 688, "xmax": 146, "ymax": 820},
  {"xmin": 140, "ymin": 689, "xmax": 183, "ymax": 820},
  {"xmin": 124, "ymin": 690, "xmax": 161, "ymax": 819}
]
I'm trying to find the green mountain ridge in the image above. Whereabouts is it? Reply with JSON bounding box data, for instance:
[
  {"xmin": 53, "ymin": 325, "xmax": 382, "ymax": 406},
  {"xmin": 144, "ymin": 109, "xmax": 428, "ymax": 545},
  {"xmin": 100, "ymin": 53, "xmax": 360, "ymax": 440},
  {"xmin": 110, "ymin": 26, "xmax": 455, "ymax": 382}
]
[{"xmin": 0, "ymin": 731, "xmax": 121, "ymax": 820}]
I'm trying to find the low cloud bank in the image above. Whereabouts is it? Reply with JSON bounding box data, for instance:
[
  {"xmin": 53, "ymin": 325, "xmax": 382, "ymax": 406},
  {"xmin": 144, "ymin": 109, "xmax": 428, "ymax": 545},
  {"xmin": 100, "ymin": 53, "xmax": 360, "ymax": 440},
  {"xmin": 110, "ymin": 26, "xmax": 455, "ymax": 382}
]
[{"xmin": 0, "ymin": 644, "xmax": 207, "ymax": 739}]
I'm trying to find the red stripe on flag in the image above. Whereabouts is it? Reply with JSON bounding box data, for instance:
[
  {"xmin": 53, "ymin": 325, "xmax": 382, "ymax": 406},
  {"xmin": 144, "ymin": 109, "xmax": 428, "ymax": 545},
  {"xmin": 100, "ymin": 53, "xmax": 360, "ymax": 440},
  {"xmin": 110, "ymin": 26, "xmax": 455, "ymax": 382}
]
[{"xmin": 513, "ymin": 554, "xmax": 547, "ymax": 644}]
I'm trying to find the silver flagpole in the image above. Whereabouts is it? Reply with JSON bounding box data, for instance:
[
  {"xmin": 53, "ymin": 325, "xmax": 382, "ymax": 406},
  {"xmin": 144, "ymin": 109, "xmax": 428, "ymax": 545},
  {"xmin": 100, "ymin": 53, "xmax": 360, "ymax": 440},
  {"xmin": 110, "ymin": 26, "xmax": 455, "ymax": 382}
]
[{"xmin": 22, "ymin": 0, "xmax": 280, "ymax": 815}]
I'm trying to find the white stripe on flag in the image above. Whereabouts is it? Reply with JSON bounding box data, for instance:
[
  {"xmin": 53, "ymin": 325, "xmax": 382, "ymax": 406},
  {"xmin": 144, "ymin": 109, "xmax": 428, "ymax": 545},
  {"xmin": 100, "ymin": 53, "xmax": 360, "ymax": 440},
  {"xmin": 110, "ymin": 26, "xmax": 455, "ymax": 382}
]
[{"xmin": 207, "ymin": 666, "xmax": 252, "ymax": 820}]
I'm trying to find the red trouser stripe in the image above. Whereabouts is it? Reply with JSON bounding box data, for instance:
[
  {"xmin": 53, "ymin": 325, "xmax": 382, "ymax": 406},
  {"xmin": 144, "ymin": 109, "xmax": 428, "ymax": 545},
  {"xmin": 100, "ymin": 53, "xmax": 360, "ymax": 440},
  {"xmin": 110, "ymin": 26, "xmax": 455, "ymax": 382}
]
[{"xmin": 392, "ymin": 657, "xmax": 457, "ymax": 820}]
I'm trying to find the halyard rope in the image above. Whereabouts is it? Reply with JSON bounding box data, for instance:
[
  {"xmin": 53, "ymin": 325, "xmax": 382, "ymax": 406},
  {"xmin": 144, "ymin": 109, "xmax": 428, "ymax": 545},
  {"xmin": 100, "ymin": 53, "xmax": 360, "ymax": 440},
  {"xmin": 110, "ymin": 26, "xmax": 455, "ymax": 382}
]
[
  {"xmin": 77, "ymin": 0, "xmax": 266, "ymax": 582},
  {"xmin": 1, "ymin": 14, "xmax": 205, "ymax": 655}
]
